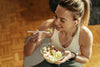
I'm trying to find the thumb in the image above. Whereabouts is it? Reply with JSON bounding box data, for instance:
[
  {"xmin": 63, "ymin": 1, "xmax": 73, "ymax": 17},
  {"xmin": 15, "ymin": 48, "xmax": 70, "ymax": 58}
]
[{"xmin": 65, "ymin": 51, "xmax": 70, "ymax": 55}]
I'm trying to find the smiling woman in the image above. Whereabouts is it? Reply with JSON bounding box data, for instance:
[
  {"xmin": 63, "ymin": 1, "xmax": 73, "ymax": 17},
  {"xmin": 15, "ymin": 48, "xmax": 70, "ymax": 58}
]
[{"xmin": 24, "ymin": 0, "xmax": 93, "ymax": 67}]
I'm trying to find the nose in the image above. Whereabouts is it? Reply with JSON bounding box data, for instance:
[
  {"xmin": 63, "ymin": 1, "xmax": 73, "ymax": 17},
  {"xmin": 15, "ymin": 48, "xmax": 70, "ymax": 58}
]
[{"xmin": 54, "ymin": 18, "xmax": 61, "ymax": 26}]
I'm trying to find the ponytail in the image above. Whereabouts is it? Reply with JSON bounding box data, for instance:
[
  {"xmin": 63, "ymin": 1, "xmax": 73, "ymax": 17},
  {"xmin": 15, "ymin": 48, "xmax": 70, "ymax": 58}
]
[{"xmin": 81, "ymin": 0, "xmax": 91, "ymax": 26}]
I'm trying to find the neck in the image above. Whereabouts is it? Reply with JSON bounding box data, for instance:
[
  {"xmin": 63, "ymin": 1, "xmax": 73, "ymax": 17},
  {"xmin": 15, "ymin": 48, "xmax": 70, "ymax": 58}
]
[
  {"xmin": 60, "ymin": 31, "xmax": 72, "ymax": 38},
  {"xmin": 59, "ymin": 25, "xmax": 78, "ymax": 46},
  {"xmin": 72, "ymin": 24, "xmax": 78, "ymax": 37},
  {"xmin": 60, "ymin": 31, "xmax": 72, "ymax": 43},
  {"xmin": 59, "ymin": 31, "xmax": 73, "ymax": 48}
]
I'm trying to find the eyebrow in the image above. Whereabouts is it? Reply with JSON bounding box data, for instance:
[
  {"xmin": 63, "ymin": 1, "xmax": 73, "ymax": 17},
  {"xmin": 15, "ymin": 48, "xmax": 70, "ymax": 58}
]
[{"xmin": 54, "ymin": 12, "xmax": 67, "ymax": 21}]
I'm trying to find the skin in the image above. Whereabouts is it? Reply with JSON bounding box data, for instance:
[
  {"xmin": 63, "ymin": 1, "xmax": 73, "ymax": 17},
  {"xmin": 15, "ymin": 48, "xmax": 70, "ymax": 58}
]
[{"xmin": 24, "ymin": 5, "xmax": 93, "ymax": 64}]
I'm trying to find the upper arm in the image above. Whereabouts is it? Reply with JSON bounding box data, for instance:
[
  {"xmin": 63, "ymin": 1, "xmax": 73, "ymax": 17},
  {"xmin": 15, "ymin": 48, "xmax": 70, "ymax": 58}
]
[{"xmin": 79, "ymin": 26, "xmax": 93, "ymax": 59}]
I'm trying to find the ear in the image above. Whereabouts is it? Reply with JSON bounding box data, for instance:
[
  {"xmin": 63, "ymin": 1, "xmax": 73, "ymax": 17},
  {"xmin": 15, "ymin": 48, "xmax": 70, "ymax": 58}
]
[
  {"xmin": 75, "ymin": 18, "xmax": 80, "ymax": 24},
  {"xmin": 75, "ymin": 21, "xmax": 78, "ymax": 24}
]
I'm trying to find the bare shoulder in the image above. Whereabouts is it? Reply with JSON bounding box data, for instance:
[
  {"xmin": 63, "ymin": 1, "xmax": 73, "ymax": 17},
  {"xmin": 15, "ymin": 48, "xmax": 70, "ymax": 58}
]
[
  {"xmin": 79, "ymin": 25, "xmax": 93, "ymax": 46},
  {"xmin": 38, "ymin": 19, "xmax": 54, "ymax": 31}
]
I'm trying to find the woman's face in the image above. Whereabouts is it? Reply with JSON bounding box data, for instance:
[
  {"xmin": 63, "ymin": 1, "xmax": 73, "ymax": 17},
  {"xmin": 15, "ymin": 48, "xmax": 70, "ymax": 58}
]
[{"xmin": 54, "ymin": 5, "xmax": 76, "ymax": 32}]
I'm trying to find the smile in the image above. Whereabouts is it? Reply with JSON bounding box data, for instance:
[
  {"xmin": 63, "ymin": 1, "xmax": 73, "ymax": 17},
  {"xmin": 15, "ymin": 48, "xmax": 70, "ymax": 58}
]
[{"xmin": 56, "ymin": 26, "xmax": 63, "ymax": 28}]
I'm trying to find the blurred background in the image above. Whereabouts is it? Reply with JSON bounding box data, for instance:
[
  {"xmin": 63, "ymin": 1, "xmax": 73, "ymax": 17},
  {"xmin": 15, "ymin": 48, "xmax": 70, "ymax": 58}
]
[{"xmin": 0, "ymin": 0, "xmax": 100, "ymax": 67}]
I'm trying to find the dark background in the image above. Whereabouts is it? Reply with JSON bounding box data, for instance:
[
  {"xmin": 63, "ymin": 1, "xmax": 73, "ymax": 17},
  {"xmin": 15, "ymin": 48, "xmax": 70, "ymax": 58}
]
[{"xmin": 89, "ymin": 0, "xmax": 100, "ymax": 25}]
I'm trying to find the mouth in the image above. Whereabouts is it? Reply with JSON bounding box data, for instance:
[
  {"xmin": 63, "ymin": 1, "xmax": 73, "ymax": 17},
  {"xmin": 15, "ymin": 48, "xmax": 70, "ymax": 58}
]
[{"xmin": 56, "ymin": 26, "xmax": 63, "ymax": 28}]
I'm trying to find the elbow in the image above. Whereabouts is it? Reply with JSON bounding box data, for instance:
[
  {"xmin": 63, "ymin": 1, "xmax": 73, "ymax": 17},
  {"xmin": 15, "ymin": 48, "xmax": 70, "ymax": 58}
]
[
  {"xmin": 82, "ymin": 57, "xmax": 90, "ymax": 63},
  {"xmin": 84, "ymin": 56, "xmax": 91, "ymax": 63},
  {"xmin": 84, "ymin": 58, "xmax": 89, "ymax": 63}
]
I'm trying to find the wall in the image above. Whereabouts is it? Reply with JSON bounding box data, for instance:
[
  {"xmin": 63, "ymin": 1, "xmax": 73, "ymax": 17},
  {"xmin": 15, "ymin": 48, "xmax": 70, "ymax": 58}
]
[{"xmin": 89, "ymin": 0, "xmax": 100, "ymax": 25}]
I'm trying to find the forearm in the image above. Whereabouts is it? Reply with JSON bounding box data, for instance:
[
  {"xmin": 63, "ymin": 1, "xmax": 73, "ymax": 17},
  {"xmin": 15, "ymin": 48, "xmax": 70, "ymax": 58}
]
[
  {"xmin": 74, "ymin": 55, "xmax": 89, "ymax": 63},
  {"xmin": 24, "ymin": 35, "xmax": 47, "ymax": 56},
  {"xmin": 24, "ymin": 42, "xmax": 36, "ymax": 56}
]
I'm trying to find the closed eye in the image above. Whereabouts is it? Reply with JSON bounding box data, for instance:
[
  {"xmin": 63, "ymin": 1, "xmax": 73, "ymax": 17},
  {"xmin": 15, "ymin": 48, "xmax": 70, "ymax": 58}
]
[
  {"xmin": 60, "ymin": 18, "xmax": 66, "ymax": 23},
  {"xmin": 60, "ymin": 20, "xmax": 65, "ymax": 23}
]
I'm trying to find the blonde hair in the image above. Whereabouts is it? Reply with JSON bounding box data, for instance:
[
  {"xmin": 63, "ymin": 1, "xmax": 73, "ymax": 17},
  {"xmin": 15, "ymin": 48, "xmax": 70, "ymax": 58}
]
[{"xmin": 58, "ymin": 0, "xmax": 91, "ymax": 26}]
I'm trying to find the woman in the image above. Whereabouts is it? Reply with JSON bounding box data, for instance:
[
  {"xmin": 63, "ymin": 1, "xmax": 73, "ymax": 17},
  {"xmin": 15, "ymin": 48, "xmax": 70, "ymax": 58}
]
[{"xmin": 24, "ymin": 0, "xmax": 93, "ymax": 67}]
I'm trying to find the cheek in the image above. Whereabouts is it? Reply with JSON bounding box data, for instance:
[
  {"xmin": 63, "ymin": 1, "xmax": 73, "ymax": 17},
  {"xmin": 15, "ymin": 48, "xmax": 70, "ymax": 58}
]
[
  {"xmin": 62, "ymin": 23, "xmax": 72, "ymax": 31},
  {"xmin": 62, "ymin": 23, "xmax": 68, "ymax": 29}
]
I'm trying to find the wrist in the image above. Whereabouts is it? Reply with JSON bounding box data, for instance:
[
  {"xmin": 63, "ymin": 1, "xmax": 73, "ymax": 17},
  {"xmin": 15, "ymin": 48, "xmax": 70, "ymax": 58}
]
[{"xmin": 69, "ymin": 52, "xmax": 77, "ymax": 61}]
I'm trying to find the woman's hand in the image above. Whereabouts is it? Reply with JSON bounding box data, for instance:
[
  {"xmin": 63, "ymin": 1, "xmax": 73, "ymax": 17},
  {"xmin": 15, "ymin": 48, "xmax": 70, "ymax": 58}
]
[
  {"xmin": 27, "ymin": 30, "xmax": 39, "ymax": 44},
  {"xmin": 56, "ymin": 51, "xmax": 75, "ymax": 64}
]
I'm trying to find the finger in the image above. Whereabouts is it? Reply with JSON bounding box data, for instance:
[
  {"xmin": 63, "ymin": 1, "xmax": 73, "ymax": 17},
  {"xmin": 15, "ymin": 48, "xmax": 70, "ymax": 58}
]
[
  {"xmin": 29, "ymin": 38, "xmax": 38, "ymax": 43},
  {"xmin": 33, "ymin": 38, "xmax": 38, "ymax": 43},
  {"xmin": 64, "ymin": 51, "xmax": 71, "ymax": 56},
  {"xmin": 31, "ymin": 31, "xmax": 39, "ymax": 36},
  {"xmin": 56, "ymin": 59, "xmax": 67, "ymax": 64},
  {"xmin": 56, "ymin": 56, "xmax": 70, "ymax": 64},
  {"xmin": 56, "ymin": 58, "xmax": 66, "ymax": 64},
  {"xmin": 31, "ymin": 34, "xmax": 39, "ymax": 38},
  {"xmin": 65, "ymin": 50, "xmax": 70, "ymax": 53},
  {"xmin": 31, "ymin": 36, "xmax": 39, "ymax": 42},
  {"xmin": 28, "ymin": 35, "xmax": 38, "ymax": 43}
]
